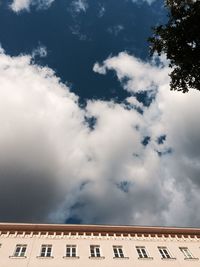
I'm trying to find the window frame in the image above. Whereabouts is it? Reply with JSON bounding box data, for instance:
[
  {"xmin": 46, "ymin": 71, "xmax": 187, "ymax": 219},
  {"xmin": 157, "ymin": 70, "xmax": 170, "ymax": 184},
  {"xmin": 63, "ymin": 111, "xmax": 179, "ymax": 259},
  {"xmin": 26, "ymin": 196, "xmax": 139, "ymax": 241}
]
[
  {"xmin": 113, "ymin": 246, "xmax": 125, "ymax": 258},
  {"xmin": 158, "ymin": 246, "xmax": 175, "ymax": 259},
  {"xmin": 90, "ymin": 245, "xmax": 102, "ymax": 258},
  {"xmin": 66, "ymin": 245, "xmax": 77, "ymax": 258},
  {"xmin": 179, "ymin": 247, "xmax": 196, "ymax": 259},
  {"xmin": 13, "ymin": 244, "xmax": 27, "ymax": 257},
  {"xmin": 39, "ymin": 244, "xmax": 53, "ymax": 258},
  {"xmin": 136, "ymin": 246, "xmax": 152, "ymax": 259}
]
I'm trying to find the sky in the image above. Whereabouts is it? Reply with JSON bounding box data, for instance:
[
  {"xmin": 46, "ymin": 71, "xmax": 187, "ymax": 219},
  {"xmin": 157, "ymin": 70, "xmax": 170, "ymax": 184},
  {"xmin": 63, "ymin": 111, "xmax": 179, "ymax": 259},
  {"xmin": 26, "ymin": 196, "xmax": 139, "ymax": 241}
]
[{"xmin": 0, "ymin": 0, "xmax": 200, "ymax": 227}]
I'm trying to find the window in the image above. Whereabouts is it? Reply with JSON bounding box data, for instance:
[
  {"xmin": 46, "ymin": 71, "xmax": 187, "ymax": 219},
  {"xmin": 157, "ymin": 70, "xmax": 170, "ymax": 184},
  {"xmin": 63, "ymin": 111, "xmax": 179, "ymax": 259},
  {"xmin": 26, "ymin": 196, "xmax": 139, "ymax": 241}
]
[
  {"xmin": 113, "ymin": 246, "xmax": 124, "ymax": 258},
  {"xmin": 66, "ymin": 245, "xmax": 77, "ymax": 257},
  {"xmin": 179, "ymin": 247, "xmax": 194, "ymax": 259},
  {"xmin": 40, "ymin": 245, "xmax": 52, "ymax": 257},
  {"xmin": 13, "ymin": 244, "xmax": 27, "ymax": 257},
  {"xmin": 90, "ymin": 245, "xmax": 101, "ymax": 257},
  {"xmin": 136, "ymin": 246, "xmax": 149, "ymax": 258},
  {"xmin": 158, "ymin": 247, "xmax": 173, "ymax": 259}
]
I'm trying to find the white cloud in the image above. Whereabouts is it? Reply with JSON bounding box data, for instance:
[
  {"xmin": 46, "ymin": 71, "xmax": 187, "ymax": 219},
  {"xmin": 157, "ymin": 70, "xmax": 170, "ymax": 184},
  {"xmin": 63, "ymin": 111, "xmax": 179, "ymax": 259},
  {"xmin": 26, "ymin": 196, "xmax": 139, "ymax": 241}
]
[
  {"xmin": 92, "ymin": 52, "xmax": 200, "ymax": 226},
  {"xmin": 32, "ymin": 45, "xmax": 47, "ymax": 58},
  {"xmin": 10, "ymin": 0, "xmax": 31, "ymax": 12},
  {"xmin": 0, "ymin": 48, "xmax": 88, "ymax": 222},
  {"xmin": 131, "ymin": 0, "xmax": 156, "ymax": 4},
  {"xmin": 1, "ymin": 46, "xmax": 200, "ymax": 227},
  {"xmin": 9, "ymin": 0, "xmax": 156, "ymax": 13},
  {"xmin": 93, "ymin": 52, "xmax": 170, "ymax": 92},
  {"xmin": 67, "ymin": 0, "xmax": 90, "ymax": 40},
  {"xmin": 98, "ymin": 4, "xmax": 105, "ymax": 18},
  {"xmin": 0, "ymin": 44, "xmax": 4, "ymax": 54},
  {"xmin": 71, "ymin": 0, "xmax": 88, "ymax": 14},
  {"xmin": 10, "ymin": 0, "xmax": 54, "ymax": 12}
]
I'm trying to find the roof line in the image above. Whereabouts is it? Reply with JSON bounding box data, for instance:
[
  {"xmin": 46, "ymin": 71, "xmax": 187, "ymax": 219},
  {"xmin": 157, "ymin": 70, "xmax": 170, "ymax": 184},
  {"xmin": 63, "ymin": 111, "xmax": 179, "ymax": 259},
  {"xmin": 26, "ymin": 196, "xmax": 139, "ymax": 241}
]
[{"xmin": 0, "ymin": 222, "xmax": 200, "ymax": 235}]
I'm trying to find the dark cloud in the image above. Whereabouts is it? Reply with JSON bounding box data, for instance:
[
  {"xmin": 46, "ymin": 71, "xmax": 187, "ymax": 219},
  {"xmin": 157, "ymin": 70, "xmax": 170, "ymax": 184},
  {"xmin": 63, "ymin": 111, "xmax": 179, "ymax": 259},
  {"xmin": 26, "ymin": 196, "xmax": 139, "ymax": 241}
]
[{"xmin": 0, "ymin": 166, "xmax": 62, "ymax": 222}]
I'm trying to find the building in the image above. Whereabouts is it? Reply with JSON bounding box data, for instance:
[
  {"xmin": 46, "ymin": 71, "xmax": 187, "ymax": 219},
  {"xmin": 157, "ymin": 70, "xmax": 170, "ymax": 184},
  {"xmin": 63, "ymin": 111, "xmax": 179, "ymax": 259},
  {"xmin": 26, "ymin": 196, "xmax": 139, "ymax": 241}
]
[{"xmin": 0, "ymin": 223, "xmax": 200, "ymax": 266}]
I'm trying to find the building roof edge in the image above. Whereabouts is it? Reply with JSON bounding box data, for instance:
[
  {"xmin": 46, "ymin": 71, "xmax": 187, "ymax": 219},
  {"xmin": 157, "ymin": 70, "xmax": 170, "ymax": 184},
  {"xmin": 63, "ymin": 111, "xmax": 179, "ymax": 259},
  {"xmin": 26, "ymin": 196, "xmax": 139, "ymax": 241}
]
[{"xmin": 0, "ymin": 222, "xmax": 199, "ymax": 236}]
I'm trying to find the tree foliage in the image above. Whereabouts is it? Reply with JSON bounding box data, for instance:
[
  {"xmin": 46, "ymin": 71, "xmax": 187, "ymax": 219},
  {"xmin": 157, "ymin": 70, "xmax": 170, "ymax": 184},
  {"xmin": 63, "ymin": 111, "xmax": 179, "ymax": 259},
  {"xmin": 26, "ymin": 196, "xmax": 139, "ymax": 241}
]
[{"xmin": 149, "ymin": 0, "xmax": 200, "ymax": 93}]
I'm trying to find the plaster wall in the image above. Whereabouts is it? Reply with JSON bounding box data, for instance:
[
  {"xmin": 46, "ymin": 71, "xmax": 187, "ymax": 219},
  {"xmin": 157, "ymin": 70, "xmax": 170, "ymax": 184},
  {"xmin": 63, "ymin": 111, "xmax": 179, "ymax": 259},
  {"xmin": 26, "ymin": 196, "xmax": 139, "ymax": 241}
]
[{"xmin": 0, "ymin": 233, "xmax": 200, "ymax": 267}]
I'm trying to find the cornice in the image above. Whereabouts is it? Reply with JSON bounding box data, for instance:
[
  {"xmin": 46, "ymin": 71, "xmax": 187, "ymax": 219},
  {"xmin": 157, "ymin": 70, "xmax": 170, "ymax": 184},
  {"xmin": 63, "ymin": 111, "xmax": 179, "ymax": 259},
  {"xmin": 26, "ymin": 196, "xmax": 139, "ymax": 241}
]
[{"xmin": 0, "ymin": 223, "xmax": 200, "ymax": 238}]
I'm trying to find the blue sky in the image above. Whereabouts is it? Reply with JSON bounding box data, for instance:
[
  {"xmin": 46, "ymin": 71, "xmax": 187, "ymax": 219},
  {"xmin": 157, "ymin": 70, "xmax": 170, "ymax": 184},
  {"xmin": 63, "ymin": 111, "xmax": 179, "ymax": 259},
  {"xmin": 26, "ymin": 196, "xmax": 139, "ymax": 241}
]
[
  {"xmin": 1, "ymin": 0, "xmax": 200, "ymax": 227},
  {"xmin": 0, "ymin": 0, "xmax": 165, "ymax": 100}
]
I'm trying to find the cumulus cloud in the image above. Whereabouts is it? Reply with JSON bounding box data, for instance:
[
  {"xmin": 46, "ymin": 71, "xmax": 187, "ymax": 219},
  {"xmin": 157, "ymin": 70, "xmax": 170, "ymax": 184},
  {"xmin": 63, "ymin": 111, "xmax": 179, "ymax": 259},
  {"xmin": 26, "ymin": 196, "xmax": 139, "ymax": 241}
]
[
  {"xmin": 10, "ymin": 0, "xmax": 54, "ymax": 12},
  {"xmin": 93, "ymin": 52, "xmax": 169, "ymax": 92},
  {"xmin": 1, "ymin": 46, "xmax": 200, "ymax": 227},
  {"xmin": 0, "ymin": 49, "xmax": 88, "ymax": 222},
  {"xmin": 92, "ymin": 52, "xmax": 200, "ymax": 226}
]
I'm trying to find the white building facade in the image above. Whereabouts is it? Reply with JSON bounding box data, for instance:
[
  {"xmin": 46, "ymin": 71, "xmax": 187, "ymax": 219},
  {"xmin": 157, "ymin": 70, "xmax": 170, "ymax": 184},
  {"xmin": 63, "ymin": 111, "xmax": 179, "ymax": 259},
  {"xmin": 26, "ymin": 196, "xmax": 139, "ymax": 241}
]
[{"xmin": 0, "ymin": 223, "xmax": 200, "ymax": 267}]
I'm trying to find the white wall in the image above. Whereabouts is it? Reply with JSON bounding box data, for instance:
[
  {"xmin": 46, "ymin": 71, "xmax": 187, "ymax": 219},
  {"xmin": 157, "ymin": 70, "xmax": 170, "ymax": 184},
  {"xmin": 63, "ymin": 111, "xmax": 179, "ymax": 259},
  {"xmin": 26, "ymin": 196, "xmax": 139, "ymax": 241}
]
[{"xmin": 0, "ymin": 233, "xmax": 200, "ymax": 267}]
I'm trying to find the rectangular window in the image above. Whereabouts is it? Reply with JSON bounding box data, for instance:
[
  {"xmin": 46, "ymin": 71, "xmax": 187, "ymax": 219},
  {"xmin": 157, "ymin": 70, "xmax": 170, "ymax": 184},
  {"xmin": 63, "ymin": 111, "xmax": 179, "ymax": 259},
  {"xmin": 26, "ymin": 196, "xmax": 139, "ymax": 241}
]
[
  {"xmin": 14, "ymin": 244, "xmax": 27, "ymax": 257},
  {"xmin": 66, "ymin": 245, "xmax": 77, "ymax": 257},
  {"xmin": 136, "ymin": 246, "xmax": 149, "ymax": 258},
  {"xmin": 90, "ymin": 245, "xmax": 101, "ymax": 257},
  {"xmin": 158, "ymin": 247, "xmax": 172, "ymax": 259},
  {"xmin": 40, "ymin": 245, "xmax": 52, "ymax": 257},
  {"xmin": 113, "ymin": 246, "xmax": 124, "ymax": 258},
  {"xmin": 179, "ymin": 247, "xmax": 194, "ymax": 259}
]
